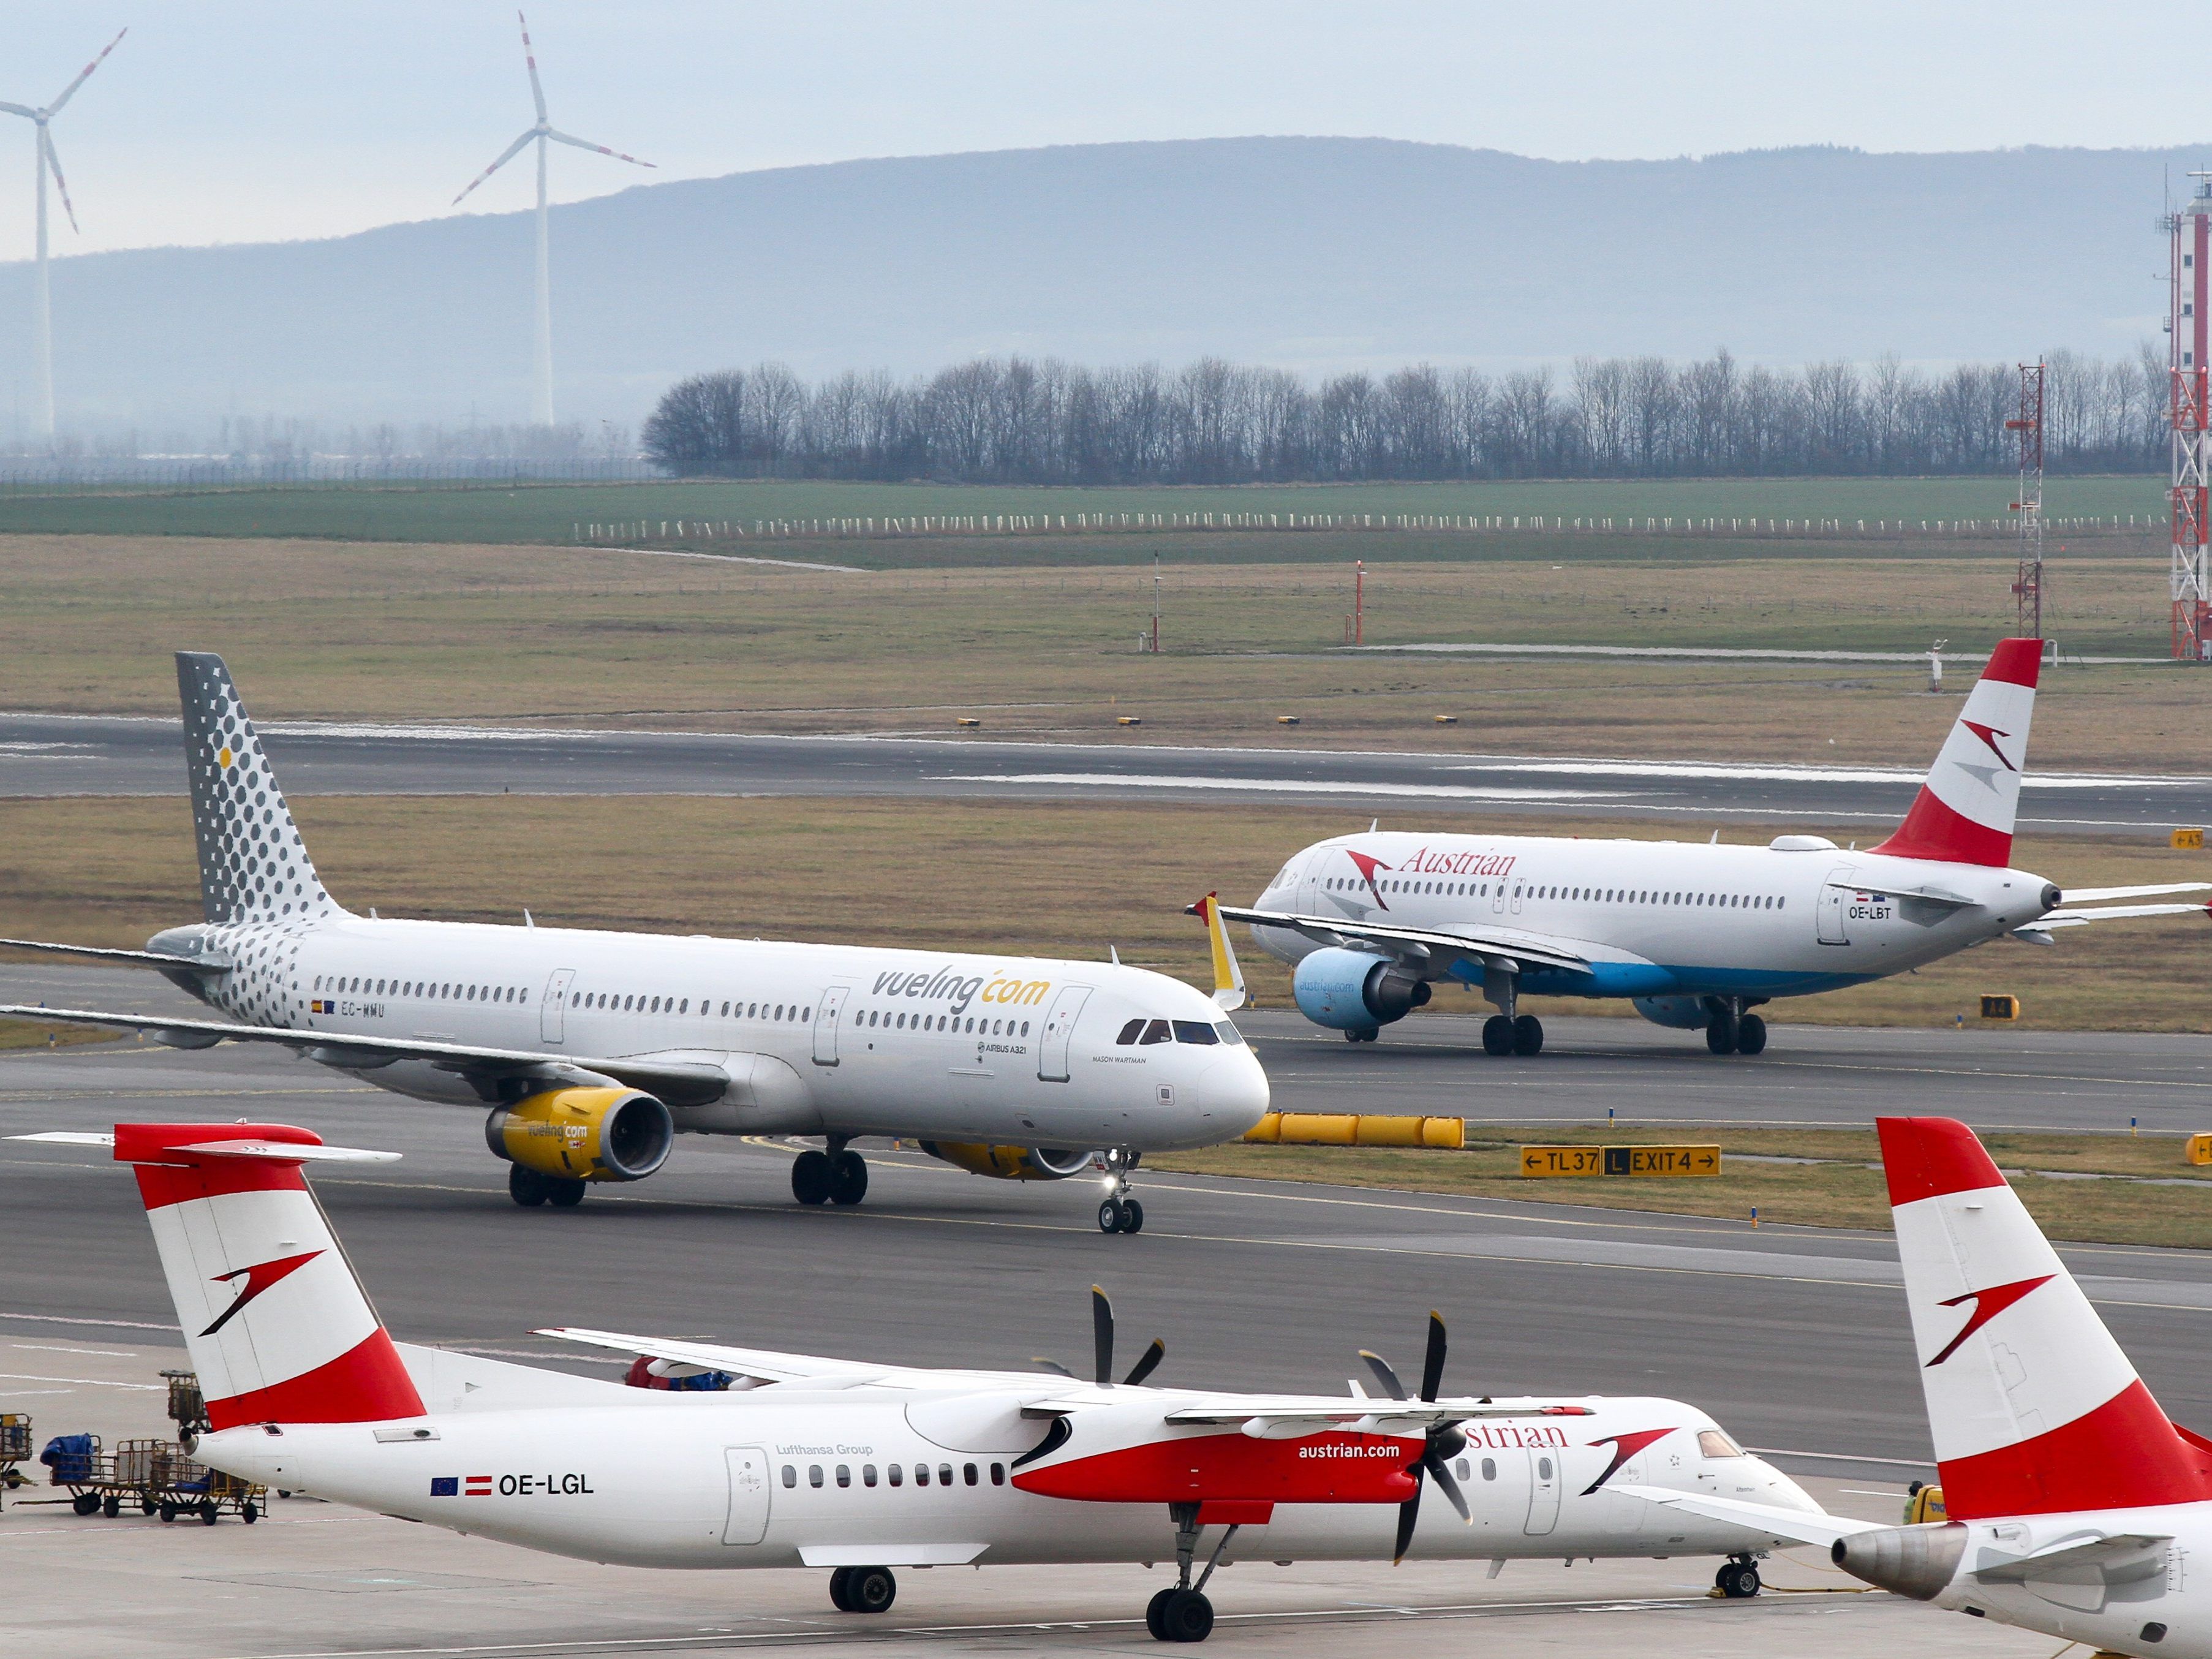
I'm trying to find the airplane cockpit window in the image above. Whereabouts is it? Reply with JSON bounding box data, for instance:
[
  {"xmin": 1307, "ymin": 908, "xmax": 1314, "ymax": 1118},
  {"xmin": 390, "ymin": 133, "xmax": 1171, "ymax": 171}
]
[
  {"xmin": 1172, "ymin": 1021, "xmax": 1219, "ymax": 1045},
  {"xmin": 1697, "ymin": 1429, "xmax": 1746, "ymax": 1459},
  {"xmin": 1214, "ymin": 1022, "xmax": 1245, "ymax": 1045},
  {"xmin": 1138, "ymin": 1019, "xmax": 1172, "ymax": 1045}
]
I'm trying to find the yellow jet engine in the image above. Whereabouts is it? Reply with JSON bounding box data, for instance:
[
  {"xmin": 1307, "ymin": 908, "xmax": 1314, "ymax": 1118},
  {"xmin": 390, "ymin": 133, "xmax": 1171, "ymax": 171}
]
[
  {"xmin": 485, "ymin": 1087, "xmax": 674, "ymax": 1204},
  {"xmin": 919, "ymin": 1142, "xmax": 1095, "ymax": 1181}
]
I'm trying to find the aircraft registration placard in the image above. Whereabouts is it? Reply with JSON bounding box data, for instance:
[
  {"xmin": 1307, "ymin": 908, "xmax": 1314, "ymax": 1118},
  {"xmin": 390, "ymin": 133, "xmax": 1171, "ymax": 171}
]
[{"xmin": 1520, "ymin": 1144, "xmax": 1721, "ymax": 1178}]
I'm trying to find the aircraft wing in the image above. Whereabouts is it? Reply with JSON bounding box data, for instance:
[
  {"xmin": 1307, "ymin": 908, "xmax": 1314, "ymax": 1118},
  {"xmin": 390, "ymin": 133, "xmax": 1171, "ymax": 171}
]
[
  {"xmin": 1611, "ymin": 1483, "xmax": 1881, "ymax": 1548},
  {"xmin": 1212, "ymin": 906, "xmax": 1591, "ymax": 976},
  {"xmin": 0, "ymin": 935, "xmax": 227, "ymax": 972},
  {"xmin": 0, "ymin": 1003, "xmax": 731, "ymax": 1107},
  {"xmin": 2028, "ymin": 902, "xmax": 2212, "ymax": 929},
  {"xmin": 535, "ymin": 1326, "xmax": 883, "ymax": 1386},
  {"xmin": 2061, "ymin": 882, "xmax": 2212, "ymax": 904}
]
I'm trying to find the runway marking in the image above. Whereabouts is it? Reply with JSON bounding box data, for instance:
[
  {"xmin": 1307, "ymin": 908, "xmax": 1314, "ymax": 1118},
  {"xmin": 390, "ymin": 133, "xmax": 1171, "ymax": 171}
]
[
  {"xmin": 936, "ymin": 771, "xmax": 1614, "ymax": 802},
  {"xmin": 1448, "ymin": 758, "xmax": 2203, "ymax": 791},
  {"xmin": 0, "ymin": 1310, "xmax": 179, "ymax": 1331},
  {"xmin": 576, "ymin": 547, "xmax": 869, "ymax": 575},
  {"xmin": 0, "ymin": 1370, "xmax": 160, "ymax": 1389}
]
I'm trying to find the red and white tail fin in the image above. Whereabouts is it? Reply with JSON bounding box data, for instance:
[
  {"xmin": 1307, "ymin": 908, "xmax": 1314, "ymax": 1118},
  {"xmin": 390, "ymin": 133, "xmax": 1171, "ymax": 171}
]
[
  {"xmin": 1870, "ymin": 638, "xmax": 2040, "ymax": 866},
  {"xmin": 114, "ymin": 1123, "xmax": 424, "ymax": 1430},
  {"xmin": 1878, "ymin": 1116, "xmax": 2212, "ymax": 1517}
]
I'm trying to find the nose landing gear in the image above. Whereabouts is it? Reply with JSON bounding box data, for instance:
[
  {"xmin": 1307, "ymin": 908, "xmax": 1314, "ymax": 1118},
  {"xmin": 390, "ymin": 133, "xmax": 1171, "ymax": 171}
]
[
  {"xmin": 1099, "ymin": 1147, "xmax": 1145, "ymax": 1234},
  {"xmin": 1146, "ymin": 1503, "xmax": 1236, "ymax": 1641}
]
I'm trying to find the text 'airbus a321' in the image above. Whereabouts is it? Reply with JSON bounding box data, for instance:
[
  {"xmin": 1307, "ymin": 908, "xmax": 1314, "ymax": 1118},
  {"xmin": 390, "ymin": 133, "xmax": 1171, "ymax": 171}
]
[{"xmin": 0, "ymin": 654, "xmax": 1267, "ymax": 1232}]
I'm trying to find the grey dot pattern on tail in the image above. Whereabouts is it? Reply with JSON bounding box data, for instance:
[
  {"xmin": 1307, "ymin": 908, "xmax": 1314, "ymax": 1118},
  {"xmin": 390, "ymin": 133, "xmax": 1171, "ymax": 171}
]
[{"xmin": 178, "ymin": 654, "xmax": 336, "ymax": 938}]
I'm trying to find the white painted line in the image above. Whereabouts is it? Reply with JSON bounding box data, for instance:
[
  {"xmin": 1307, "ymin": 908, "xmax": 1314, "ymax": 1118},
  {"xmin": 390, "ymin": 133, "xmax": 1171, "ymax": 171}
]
[
  {"xmin": 934, "ymin": 772, "xmax": 1612, "ymax": 802},
  {"xmin": 1451, "ymin": 758, "xmax": 2206, "ymax": 790},
  {"xmin": 1361, "ymin": 641, "xmax": 2169, "ymax": 666},
  {"xmin": 0, "ymin": 1371, "xmax": 161, "ymax": 1389},
  {"xmin": 582, "ymin": 545, "xmax": 867, "ymax": 573}
]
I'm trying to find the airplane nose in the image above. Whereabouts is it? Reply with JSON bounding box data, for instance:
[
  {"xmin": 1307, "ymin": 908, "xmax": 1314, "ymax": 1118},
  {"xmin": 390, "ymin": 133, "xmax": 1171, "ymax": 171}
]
[{"xmin": 1199, "ymin": 1052, "xmax": 1270, "ymax": 1136}]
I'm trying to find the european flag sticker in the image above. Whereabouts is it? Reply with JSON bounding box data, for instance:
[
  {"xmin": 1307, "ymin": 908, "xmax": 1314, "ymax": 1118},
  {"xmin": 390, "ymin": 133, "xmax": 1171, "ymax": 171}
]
[{"xmin": 430, "ymin": 1477, "xmax": 458, "ymax": 1497}]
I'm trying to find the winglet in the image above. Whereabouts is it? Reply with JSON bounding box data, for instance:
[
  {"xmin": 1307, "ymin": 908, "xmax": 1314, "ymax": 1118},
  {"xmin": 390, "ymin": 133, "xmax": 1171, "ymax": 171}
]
[{"xmin": 1185, "ymin": 892, "xmax": 1247, "ymax": 1011}]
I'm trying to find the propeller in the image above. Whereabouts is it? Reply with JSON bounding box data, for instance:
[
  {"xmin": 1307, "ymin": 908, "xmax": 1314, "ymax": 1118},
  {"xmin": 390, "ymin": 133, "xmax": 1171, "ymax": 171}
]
[
  {"xmin": 1033, "ymin": 1287, "xmax": 1165, "ymax": 1386},
  {"xmin": 1359, "ymin": 1312, "xmax": 1471, "ymax": 1563}
]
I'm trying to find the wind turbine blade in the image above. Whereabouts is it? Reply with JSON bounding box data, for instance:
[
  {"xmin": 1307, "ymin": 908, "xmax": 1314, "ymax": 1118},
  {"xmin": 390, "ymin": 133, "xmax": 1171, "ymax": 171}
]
[
  {"xmin": 518, "ymin": 11, "xmax": 548, "ymax": 123},
  {"xmin": 451, "ymin": 129, "xmax": 538, "ymax": 205},
  {"xmin": 0, "ymin": 103, "xmax": 38, "ymax": 120},
  {"xmin": 48, "ymin": 27, "xmax": 127, "ymax": 115},
  {"xmin": 546, "ymin": 130, "xmax": 655, "ymax": 169},
  {"xmin": 42, "ymin": 129, "xmax": 80, "ymax": 234}
]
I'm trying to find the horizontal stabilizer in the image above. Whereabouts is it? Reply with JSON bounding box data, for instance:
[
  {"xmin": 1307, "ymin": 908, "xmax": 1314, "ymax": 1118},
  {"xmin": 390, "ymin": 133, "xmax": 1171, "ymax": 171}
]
[
  {"xmin": 0, "ymin": 936, "xmax": 225, "ymax": 971},
  {"xmin": 2060, "ymin": 882, "xmax": 2212, "ymax": 904},
  {"xmin": 9, "ymin": 1130, "xmax": 398, "ymax": 1163}
]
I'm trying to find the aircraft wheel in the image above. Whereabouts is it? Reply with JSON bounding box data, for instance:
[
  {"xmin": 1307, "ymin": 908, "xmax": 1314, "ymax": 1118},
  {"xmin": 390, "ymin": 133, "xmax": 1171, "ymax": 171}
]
[
  {"xmin": 791, "ymin": 1150, "xmax": 832, "ymax": 1206},
  {"xmin": 1512, "ymin": 1015, "xmax": 1544, "ymax": 1056},
  {"xmin": 507, "ymin": 1164, "xmax": 551, "ymax": 1207},
  {"xmin": 1737, "ymin": 1014, "xmax": 1767, "ymax": 1056},
  {"xmin": 1099, "ymin": 1199, "xmax": 1124, "ymax": 1234},
  {"xmin": 847, "ymin": 1565, "xmax": 896, "ymax": 1614},
  {"xmin": 828, "ymin": 1566, "xmax": 853, "ymax": 1611},
  {"xmin": 1160, "ymin": 1589, "xmax": 1214, "ymax": 1642},
  {"xmin": 1120, "ymin": 1198, "xmax": 1144, "ymax": 1235},
  {"xmin": 1146, "ymin": 1587, "xmax": 1176, "ymax": 1641},
  {"xmin": 548, "ymin": 1177, "xmax": 587, "ymax": 1208},
  {"xmin": 1716, "ymin": 1559, "xmax": 1761, "ymax": 1598},
  {"xmin": 828, "ymin": 1151, "xmax": 869, "ymax": 1206},
  {"xmin": 1481, "ymin": 1015, "xmax": 1514, "ymax": 1056}
]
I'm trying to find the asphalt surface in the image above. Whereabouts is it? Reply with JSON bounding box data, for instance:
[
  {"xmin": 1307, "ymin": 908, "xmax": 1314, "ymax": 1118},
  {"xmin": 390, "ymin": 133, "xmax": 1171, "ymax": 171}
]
[
  {"xmin": 5, "ymin": 967, "xmax": 2210, "ymax": 1484},
  {"xmin": 6, "ymin": 711, "xmax": 2205, "ymax": 835}
]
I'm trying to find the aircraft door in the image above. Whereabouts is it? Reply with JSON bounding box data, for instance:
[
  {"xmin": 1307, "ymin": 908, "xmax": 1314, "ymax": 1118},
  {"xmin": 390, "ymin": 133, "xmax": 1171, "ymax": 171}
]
[
  {"xmin": 812, "ymin": 986, "xmax": 850, "ymax": 1067},
  {"xmin": 1817, "ymin": 867, "xmax": 1854, "ymax": 946},
  {"xmin": 721, "ymin": 1446, "xmax": 771, "ymax": 1545},
  {"xmin": 540, "ymin": 967, "xmax": 576, "ymax": 1044},
  {"xmin": 1036, "ymin": 984, "xmax": 1093, "ymax": 1082},
  {"xmin": 1522, "ymin": 1446, "xmax": 1560, "ymax": 1535}
]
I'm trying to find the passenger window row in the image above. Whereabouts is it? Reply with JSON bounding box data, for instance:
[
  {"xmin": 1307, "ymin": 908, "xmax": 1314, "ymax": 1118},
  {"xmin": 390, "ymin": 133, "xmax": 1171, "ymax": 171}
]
[
  {"xmin": 1452, "ymin": 1456, "xmax": 1501, "ymax": 1481},
  {"xmin": 858, "ymin": 1011, "xmax": 1028, "ymax": 1037},
  {"xmin": 780, "ymin": 1460, "xmax": 1005, "ymax": 1490},
  {"xmin": 1321, "ymin": 877, "xmax": 1785, "ymax": 911},
  {"xmin": 314, "ymin": 975, "xmax": 529, "ymax": 1004},
  {"xmin": 714, "ymin": 1000, "xmax": 810, "ymax": 1022},
  {"xmin": 1114, "ymin": 1019, "xmax": 1241, "ymax": 1046}
]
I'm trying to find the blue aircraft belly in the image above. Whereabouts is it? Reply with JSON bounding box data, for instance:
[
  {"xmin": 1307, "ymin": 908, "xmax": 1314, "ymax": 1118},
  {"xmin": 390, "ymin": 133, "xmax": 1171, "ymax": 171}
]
[{"xmin": 1455, "ymin": 960, "xmax": 1875, "ymax": 1000}]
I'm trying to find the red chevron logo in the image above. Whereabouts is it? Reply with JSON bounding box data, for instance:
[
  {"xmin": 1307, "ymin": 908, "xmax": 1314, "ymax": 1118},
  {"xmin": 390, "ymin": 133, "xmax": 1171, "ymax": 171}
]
[
  {"xmin": 1580, "ymin": 1426, "xmax": 1678, "ymax": 1495},
  {"xmin": 1925, "ymin": 1274, "xmax": 2053, "ymax": 1367},
  {"xmin": 1345, "ymin": 850, "xmax": 1393, "ymax": 909},
  {"xmin": 201, "ymin": 1250, "xmax": 323, "ymax": 1337},
  {"xmin": 1961, "ymin": 720, "xmax": 2018, "ymax": 772}
]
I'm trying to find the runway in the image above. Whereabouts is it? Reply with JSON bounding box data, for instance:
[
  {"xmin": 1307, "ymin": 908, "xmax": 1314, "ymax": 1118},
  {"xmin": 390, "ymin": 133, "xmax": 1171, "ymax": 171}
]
[
  {"xmin": 5, "ymin": 966, "xmax": 2210, "ymax": 1478},
  {"xmin": 4, "ymin": 710, "xmax": 2204, "ymax": 834}
]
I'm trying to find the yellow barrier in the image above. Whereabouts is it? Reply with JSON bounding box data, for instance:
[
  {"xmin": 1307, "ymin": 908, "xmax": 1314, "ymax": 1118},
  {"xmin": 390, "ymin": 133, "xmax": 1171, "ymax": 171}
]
[
  {"xmin": 2188, "ymin": 1134, "xmax": 2212, "ymax": 1167},
  {"xmin": 1244, "ymin": 1113, "xmax": 1464, "ymax": 1149},
  {"xmin": 2175, "ymin": 827, "xmax": 2206, "ymax": 850},
  {"xmin": 1520, "ymin": 1144, "xmax": 1721, "ymax": 1178},
  {"xmin": 1980, "ymin": 994, "xmax": 2020, "ymax": 1021}
]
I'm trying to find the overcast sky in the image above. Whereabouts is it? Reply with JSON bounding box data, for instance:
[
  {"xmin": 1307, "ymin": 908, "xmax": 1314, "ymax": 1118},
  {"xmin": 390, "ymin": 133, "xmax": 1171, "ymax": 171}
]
[{"xmin": 0, "ymin": 1, "xmax": 2200, "ymax": 263}]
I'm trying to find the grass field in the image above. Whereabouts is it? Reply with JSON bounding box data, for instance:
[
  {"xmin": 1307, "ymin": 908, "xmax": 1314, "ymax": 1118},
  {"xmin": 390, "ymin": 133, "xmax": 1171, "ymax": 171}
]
[
  {"xmin": 1, "ymin": 537, "xmax": 2200, "ymax": 766},
  {"xmin": 1153, "ymin": 1124, "xmax": 2212, "ymax": 1247},
  {"xmin": 1, "ymin": 795, "xmax": 2202, "ymax": 1033},
  {"xmin": 0, "ymin": 474, "xmax": 2165, "ymax": 547}
]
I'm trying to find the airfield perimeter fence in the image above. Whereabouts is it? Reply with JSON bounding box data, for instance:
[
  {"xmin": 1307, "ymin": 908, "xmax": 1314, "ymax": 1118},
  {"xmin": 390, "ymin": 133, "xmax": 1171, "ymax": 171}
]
[{"xmin": 575, "ymin": 508, "xmax": 2156, "ymax": 545}]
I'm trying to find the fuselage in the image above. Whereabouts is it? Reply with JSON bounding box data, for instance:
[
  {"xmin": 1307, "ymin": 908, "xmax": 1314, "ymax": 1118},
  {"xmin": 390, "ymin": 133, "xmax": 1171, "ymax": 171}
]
[
  {"xmin": 1255, "ymin": 831, "xmax": 2059, "ymax": 1005},
  {"xmin": 150, "ymin": 913, "xmax": 1269, "ymax": 1152},
  {"xmin": 199, "ymin": 1387, "xmax": 1816, "ymax": 1572}
]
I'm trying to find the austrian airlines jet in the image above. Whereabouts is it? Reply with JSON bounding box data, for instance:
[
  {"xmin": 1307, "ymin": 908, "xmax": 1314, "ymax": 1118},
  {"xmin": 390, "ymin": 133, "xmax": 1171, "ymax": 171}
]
[
  {"xmin": 1223, "ymin": 639, "xmax": 2206, "ymax": 1055},
  {"xmin": 0, "ymin": 655, "xmax": 1267, "ymax": 1233},
  {"xmin": 1627, "ymin": 1116, "xmax": 2212, "ymax": 1659},
  {"xmin": 21, "ymin": 1119, "xmax": 1831, "ymax": 1644}
]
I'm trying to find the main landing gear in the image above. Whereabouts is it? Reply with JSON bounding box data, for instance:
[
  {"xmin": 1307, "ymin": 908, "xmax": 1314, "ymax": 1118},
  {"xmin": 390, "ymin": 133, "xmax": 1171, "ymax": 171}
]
[
  {"xmin": 1099, "ymin": 1147, "xmax": 1145, "ymax": 1234},
  {"xmin": 1146, "ymin": 1502, "xmax": 1236, "ymax": 1642},
  {"xmin": 1703, "ymin": 999, "xmax": 1768, "ymax": 1057},
  {"xmin": 1715, "ymin": 1554, "xmax": 1763, "ymax": 1598},
  {"xmin": 792, "ymin": 1141, "xmax": 870, "ymax": 1207},
  {"xmin": 1481, "ymin": 1013, "xmax": 1543, "ymax": 1056},
  {"xmin": 828, "ymin": 1564, "xmax": 896, "ymax": 1614},
  {"xmin": 508, "ymin": 1165, "xmax": 587, "ymax": 1207}
]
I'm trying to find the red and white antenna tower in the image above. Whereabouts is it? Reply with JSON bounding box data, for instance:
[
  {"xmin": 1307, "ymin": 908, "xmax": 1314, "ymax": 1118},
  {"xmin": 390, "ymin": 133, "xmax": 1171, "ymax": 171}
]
[
  {"xmin": 2167, "ymin": 175, "xmax": 2212, "ymax": 661},
  {"xmin": 2007, "ymin": 361, "xmax": 2045, "ymax": 639}
]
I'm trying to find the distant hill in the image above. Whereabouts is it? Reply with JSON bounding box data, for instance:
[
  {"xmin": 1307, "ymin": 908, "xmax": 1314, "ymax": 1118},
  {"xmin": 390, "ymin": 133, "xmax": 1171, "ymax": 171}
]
[{"xmin": 0, "ymin": 137, "xmax": 2192, "ymax": 437}]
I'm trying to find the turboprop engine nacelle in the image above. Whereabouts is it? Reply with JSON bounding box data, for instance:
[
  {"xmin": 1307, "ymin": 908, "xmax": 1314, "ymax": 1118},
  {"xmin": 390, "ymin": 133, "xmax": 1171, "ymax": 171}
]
[
  {"xmin": 919, "ymin": 1141, "xmax": 1095, "ymax": 1182},
  {"xmin": 485, "ymin": 1087, "xmax": 674, "ymax": 1182},
  {"xmin": 1292, "ymin": 947, "xmax": 1430, "ymax": 1031}
]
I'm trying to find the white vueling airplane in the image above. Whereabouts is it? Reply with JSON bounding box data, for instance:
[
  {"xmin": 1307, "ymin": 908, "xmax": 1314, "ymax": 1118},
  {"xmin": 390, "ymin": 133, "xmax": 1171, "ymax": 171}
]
[
  {"xmin": 17, "ymin": 1118, "xmax": 1830, "ymax": 1644},
  {"xmin": 1223, "ymin": 638, "xmax": 2207, "ymax": 1056},
  {"xmin": 1627, "ymin": 1116, "xmax": 2212, "ymax": 1659},
  {"xmin": 0, "ymin": 654, "xmax": 1268, "ymax": 1232}
]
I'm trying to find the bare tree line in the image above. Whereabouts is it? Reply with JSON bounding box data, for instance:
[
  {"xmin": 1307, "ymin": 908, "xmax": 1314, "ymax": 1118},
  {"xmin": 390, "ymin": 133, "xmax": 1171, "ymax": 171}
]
[{"xmin": 643, "ymin": 347, "xmax": 2165, "ymax": 483}]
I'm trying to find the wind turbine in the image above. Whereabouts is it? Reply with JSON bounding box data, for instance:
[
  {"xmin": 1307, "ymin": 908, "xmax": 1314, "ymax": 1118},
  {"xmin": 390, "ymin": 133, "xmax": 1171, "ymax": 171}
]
[
  {"xmin": 453, "ymin": 12, "xmax": 653, "ymax": 426},
  {"xmin": 1, "ymin": 28, "xmax": 126, "ymax": 443}
]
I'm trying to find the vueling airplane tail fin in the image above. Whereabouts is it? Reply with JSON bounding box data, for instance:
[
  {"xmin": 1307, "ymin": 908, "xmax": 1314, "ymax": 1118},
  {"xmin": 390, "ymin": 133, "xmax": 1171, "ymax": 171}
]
[
  {"xmin": 176, "ymin": 652, "xmax": 340, "ymax": 924},
  {"xmin": 1186, "ymin": 891, "xmax": 1247, "ymax": 1011},
  {"xmin": 1878, "ymin": 1116, "xmax": 2212, "ymax": 1518},
  {"xmin": 1870, "ymin": 638, "xmax": 2040, "ymax": 866},
  {"xmin": 13, "ymin": 1123, "xmax": 424, "ymax": 1429}
]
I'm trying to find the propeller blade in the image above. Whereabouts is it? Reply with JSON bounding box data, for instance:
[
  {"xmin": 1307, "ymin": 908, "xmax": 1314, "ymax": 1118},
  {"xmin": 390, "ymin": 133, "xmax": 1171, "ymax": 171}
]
[
  {"xmin": 1122, "ymin": 1338, "xmax": 1165, "ymax": 1388},
  {"xmin": 1357, "ymin": 1349, "xmax": 1406, "ymax": 1400},
  {"xmin": 42, "ymin": 129, "xmax": 78, "ymax": 234},
  {"xmin": 517, "ymin": 10, "xmax": 549, "ymax": 123},
  {"xmin": 1092, "ymin": 1285, "xmax": 1112, "ymax": 1386},
  {"xmin": 545, "ymin": 129, "xmax": 655, "ymax": 168},
  {"xmin": 1432, "ymin": 1422, "xmax": 1468, "ymax": 1462},
  {"xmin": 453, "ymin": 129, "xmax": 537, "ymax": 205},
  {"xmin": 1419, "ymin": 1311, "xmax": 1447, "ymax": 1402},
  {"xmin": 1392, "ymin": 1473, "xmax": 1422, "ymax": 1565},
  {"xmin": 1424, "ymin": 1447, "xmax": 1473, "ymax": 1522},
  {"xmin": 1029, "ymin": 1357, "xmax": 1075, "ymax": 1378},
  {"xmin": 47, "ymin": 27, "xmax": 126, "ymax": 116}
]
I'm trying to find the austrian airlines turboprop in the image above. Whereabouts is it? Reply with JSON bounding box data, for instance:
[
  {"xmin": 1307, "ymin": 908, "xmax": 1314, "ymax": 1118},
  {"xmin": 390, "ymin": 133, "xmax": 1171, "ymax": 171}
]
[
  {"xmin": 0, "ymin": 654, "xmax": 1267, "ymax": 1232},
  {"xmin": 1223, "ymin": 639, "xmax": 2207, "ymax": 1055},
  {"xmin": 21, "ymin": 1119, "xmax": 1830, "ymax": 1643},
  {"xmin": 1626, "ymin": 1116, "xmax": 2212, "ymax": 1659}
]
